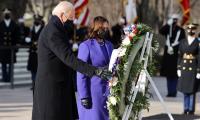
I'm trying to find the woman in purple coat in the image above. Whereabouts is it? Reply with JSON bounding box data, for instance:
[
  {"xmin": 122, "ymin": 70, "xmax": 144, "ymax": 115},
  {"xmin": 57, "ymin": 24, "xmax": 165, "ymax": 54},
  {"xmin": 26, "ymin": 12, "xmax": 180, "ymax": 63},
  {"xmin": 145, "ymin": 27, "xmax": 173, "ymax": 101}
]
[{"xmin": 77, "ymin": 16, "xmax": 113, "ymax": 120}]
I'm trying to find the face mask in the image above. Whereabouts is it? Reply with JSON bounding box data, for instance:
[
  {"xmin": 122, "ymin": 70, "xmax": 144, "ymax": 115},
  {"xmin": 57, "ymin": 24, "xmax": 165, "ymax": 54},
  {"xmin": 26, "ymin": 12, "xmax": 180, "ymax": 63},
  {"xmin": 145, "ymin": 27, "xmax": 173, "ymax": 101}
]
[
  {"xmin": 64, "ymin": 20, "xmax": 74, "ymax": 34},
  {"xmin": 188, "ymin": 30, "xmax": 196, "ymax": 36},
  {"xmin": 34, "ymin": 21, "xmax": 40, "ymax": 26},
  {"xmin": 97, "ymin": 29, "xmax": 108, "ymax": 39},
  {"xmin": 188, "ymin": 31, "xmax": 196, "ymax": 36},
  {"xmin": 5, "ymin": 14, "xmax": 10, "ymax": 20}
]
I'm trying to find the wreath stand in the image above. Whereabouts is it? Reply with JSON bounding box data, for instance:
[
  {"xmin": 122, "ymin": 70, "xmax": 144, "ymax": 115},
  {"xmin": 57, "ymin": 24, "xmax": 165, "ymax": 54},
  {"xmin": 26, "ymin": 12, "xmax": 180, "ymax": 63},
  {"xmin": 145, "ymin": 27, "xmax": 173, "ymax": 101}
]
[{"xmin": 122, "ymin": 32, "xmax": 174, "ymax": 120}]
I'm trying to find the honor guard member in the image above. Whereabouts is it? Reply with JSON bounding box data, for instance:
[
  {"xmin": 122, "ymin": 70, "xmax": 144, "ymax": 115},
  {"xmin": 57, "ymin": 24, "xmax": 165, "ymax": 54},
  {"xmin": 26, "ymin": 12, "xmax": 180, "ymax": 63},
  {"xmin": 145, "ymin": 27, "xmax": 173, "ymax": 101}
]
[
  {"xmin": 159, "ymin": 14, "xmax": 186, "ymax": 97},
  {"xmin": 18, "ymin": 18, "xmax": 30, "ymax": 45},
  {"xmin": 27, "ymin": 14, "xmax": 44, "ymax": 90},
  {"xmin": 177, "ymin": 23, "xmax": 200, "ymax": 115},
  {"xmin": 0, "ymin": 8, "xmax": 19, "ymax": 82}
]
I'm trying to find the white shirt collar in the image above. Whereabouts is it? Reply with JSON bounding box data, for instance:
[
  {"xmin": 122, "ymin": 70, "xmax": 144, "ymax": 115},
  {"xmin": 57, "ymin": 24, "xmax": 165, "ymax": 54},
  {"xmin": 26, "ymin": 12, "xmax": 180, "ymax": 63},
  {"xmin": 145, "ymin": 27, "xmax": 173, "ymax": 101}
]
[
  {"xmin": 4, "ymin": 19, "xmax": 11, "ymax": 27},
  {"xmin": 187, "ymin": 36, "xmax": 195, "ymax": 45},
  {"xmin": 34, "ymin": 25, "xmax": 41, "ymax": 33}
]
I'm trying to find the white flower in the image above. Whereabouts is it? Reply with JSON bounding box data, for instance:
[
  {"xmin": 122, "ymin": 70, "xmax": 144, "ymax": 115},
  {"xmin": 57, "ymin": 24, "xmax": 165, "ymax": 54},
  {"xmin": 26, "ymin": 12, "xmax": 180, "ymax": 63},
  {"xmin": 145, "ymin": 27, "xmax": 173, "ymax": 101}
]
[
  {"xmin": 109, "ymin": 77, "xmax": 119, "ymax": 87},
  {"xmin": 112, "ymin": 77, "xmax": 118, "ymax": 86},
  {"xmin": 109, "ymin": 96, "xmax": 117, "ymax": 105},
  {"xmin": 106, "ymin": 101, "xmax": 111, "ymax": 107},
  {"xmin": 119, "ymin": 47, "xmax": 127, "ymax": 57},
  {"xmin": 122, "ymin": 37, "xmax": 131, "ymax": 46}
]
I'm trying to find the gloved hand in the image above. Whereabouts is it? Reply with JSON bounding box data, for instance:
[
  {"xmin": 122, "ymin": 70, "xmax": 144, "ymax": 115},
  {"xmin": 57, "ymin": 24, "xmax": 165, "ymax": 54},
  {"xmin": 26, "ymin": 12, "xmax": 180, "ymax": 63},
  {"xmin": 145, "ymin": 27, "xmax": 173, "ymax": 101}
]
[
  {"xmin": 25, "ymin": 37, "xmax": 31, "ymax": 43},
  {"xmin": 95, "ymin": 67, "xmax": 112, "ymax": 80},
  {"xmin": 72, "ymin": 42, "xmax": 79, "ymax": 52},
  {"xmin": 171, "ymin": 41, "xmax": 179, "ymax": 47},
  {"xmin": 81, "ymin": 98, "xmax": 92, "ymax": 109},
  {"xmin": 196, "ymin": 73, "xmax": 200, "ymax": 79},
  {"xmin": 167, "ymin": 18, "xmax": 173, "ymax": 25},
  {"xmin": 177, "ymin": 70, "xmax": 181, "ymax": 77},
  {"xmin": 167, "ymin": 46, "xmax": 174, "ymax": 55}
]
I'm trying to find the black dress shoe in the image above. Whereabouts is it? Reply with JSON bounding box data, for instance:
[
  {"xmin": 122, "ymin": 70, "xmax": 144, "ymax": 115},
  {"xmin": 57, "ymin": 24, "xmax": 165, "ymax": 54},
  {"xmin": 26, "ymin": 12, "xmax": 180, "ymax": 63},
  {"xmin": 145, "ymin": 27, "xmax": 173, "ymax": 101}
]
[
  {"xmin": 183, "ymin": 111, "xmax": 188, "ymax": 115},
  {"xmin": 188, "ymin": 111, "xmax": 194, "ymax": 115}
]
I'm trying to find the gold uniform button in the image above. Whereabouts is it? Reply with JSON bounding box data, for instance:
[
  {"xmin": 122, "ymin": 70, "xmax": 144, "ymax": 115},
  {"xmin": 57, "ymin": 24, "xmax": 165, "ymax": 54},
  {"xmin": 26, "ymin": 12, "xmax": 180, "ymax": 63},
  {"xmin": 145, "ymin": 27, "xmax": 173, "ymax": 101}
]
[
  {"xmin": 184, "ymin": 60, "xmax": 187, "ymax": 63},
  {"xmin": 189, "ymin": 60, "xmax": 192, "ymax": 63},
  {"xmin": 189, "ymin": 67, "xmax": 192, "ymax": 71},
  {"xmin": 183, "ymin": 67, "xmax": 186, "ymax": 70}
]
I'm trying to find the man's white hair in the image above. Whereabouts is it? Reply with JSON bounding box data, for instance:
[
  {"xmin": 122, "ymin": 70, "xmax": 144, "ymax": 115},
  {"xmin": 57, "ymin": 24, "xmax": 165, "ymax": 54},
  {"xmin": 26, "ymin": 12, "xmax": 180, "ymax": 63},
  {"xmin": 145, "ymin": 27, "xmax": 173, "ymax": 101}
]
[{"xmin": 52, "ymin": 1, "xmax": 73, "ymax": 16}]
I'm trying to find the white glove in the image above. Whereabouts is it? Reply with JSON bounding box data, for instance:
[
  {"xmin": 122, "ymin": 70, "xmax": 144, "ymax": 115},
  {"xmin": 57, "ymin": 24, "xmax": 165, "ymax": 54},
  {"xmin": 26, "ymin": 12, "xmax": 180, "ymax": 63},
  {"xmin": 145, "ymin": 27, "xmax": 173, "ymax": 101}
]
[
  {"xmin": 167, "ymin": 46, "xmax": 174, "ymax": 55},
  {"xmin": 25, "ymin": 37, "xmax": 31, "ymax": 43},
  {"xmin": 72, "ymin": 43, "xmax": 79, "ymax": 52},
  {"xmin": 177, "ymin": 70, "xmax": 181, "ymax": 77},
  {"xmin": 196, "ymin": 73, "xmax": 200, "ymax": 79},
  {"xmin": 167, "ymin": 18, "xmax": 173, "ymax": 25},
  {"xmin": 171, "ymin": 41, "xmax": 179, "ymax": 47}
]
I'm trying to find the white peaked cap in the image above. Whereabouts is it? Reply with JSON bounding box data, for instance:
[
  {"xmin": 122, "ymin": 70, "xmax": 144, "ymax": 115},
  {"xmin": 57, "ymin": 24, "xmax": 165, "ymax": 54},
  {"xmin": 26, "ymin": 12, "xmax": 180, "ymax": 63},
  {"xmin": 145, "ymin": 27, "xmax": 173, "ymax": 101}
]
[
  {"xmin": 186, "ymin": 23, "xmax": 199, "ymax": 29},
  {"xmin": 119, "ymin": 17, "xmax": 125, "ymax": 24},
  {"xmin": 170, "ymin": 14, "xmax": 180, "ymax": 19},
  {"xmin": 3, "ymin": 8, "xmax": 11, "ymax": 14}
]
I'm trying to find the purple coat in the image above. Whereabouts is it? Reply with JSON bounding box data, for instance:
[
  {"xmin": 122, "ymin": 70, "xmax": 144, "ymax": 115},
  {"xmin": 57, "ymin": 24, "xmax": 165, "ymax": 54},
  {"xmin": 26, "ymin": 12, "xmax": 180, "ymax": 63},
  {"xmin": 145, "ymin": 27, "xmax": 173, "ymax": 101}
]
[{"xmin": 77, "ymin": 39, "xmax": 113, "ymax": 120}]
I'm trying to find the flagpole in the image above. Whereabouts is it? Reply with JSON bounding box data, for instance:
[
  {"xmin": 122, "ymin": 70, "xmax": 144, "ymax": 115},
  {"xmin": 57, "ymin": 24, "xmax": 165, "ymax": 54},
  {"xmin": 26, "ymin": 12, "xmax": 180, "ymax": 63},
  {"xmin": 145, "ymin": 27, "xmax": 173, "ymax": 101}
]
[
  {"xmin": 170, "ymin": 0, "xmax": 173, "ymax": 14},
  {"xmin": 169, "ymin": 0, "xmax": 173, "ymax": 38}
]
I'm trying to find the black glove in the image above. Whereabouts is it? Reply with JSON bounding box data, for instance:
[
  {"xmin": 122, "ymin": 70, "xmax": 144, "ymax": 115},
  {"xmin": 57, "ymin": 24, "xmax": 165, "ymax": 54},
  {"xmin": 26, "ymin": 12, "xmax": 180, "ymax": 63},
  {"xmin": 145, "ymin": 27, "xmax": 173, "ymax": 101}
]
[
  {"xmin": 81, "ymin": 98, "xmax": 92, "ymax": 109},
  {"xmin": 95, "ymin": 67, "xmax": 112, "ymax": 80}
]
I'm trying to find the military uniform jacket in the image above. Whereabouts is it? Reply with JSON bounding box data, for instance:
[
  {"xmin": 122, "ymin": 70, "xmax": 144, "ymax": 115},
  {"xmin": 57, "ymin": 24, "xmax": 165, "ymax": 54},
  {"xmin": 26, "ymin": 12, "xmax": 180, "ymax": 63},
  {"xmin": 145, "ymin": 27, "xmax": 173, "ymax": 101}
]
[
  {"xmin": 0, "ymin": 20, "xmax": 19, "ymax": 63},
  {"xmin": 32, "ymin": 16, "xmax": 97, "ymax": 120},
  {"xmin": 159, "ymin": 24, "xmax": 185, "ymax": 77},
  {"xmin": 18, "ymin": 25, "xmax": 30, "ymax": 45},
  {"xmin": 177, "ymin": 38, "xmax": 200, "ymax": 94}
]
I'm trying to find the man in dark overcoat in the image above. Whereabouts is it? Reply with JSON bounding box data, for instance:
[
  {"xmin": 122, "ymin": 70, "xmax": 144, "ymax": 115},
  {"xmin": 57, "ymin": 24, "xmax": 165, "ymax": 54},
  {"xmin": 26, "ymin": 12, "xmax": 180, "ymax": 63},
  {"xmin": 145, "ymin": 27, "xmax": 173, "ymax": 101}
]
[
  {"xmin": 32, "ymin": 1, "xmax": 111, "ymax": 120},
  {"xmin": 0, "ymin": 8, "xmax": 19, "ymax": 82}
]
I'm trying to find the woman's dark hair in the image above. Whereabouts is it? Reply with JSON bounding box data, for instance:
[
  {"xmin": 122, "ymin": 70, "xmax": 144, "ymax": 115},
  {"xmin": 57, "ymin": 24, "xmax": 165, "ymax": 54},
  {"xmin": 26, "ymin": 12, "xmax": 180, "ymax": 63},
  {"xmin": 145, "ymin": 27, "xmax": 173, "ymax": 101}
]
[{"xmin": 88, "ymin": 16, "xmax": 108, "ymax": 39}]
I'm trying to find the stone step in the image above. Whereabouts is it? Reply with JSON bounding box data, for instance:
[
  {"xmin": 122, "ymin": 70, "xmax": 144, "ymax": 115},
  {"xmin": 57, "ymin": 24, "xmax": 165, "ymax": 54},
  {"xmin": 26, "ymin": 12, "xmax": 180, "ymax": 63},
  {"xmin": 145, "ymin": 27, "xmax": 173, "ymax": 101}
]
[{"xmin": 0, "ymin": 48, "xmax": 32, "ymax": 83}]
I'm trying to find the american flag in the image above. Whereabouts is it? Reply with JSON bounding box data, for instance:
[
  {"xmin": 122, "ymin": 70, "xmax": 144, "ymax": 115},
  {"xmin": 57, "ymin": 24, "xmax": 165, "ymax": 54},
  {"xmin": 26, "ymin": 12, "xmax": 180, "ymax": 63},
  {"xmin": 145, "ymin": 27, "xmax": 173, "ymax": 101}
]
[
  {"xmin": 180, "ymin": 0, "xmax": 190, "ymax": 26},
  {"xmin": 73, "ymin": 0, "xmax": 90, "ymax": 26}
]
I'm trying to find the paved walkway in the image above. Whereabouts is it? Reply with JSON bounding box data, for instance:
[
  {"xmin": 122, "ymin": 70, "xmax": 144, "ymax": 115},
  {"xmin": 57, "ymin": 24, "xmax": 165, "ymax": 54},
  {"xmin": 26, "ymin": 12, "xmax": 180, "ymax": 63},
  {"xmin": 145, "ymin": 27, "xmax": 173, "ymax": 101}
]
[
  {"xmin": 0, "ymin": 77, "xmax": 200, "ymax": 120},
  {"xmin": 142, "ymin": 77, "xmax": 200, "ymax": 120},
  {"xmin": 0, "ymin": 87, "xmax": 32, "ymax": 120}
]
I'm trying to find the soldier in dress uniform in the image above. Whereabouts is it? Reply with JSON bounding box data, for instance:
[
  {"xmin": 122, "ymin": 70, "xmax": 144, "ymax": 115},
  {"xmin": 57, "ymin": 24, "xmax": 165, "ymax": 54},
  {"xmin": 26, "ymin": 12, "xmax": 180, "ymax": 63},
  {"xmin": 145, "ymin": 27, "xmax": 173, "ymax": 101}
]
[
  {"xmin": 159, "ymin": 14, "xmax": 186, "ymax": 97},
  {"xmin": 177, "ymin": 23, "xmax": 200, "ymax": 115},
  {"xmin": 18, "ymin": 18, "xmax": 30, "ymax": 45},
  {"xmin": 27, "ymin": 15, "xmax": 44, "ymax": 90},
  {"xmin": 0, "ymin": 8, "xmax": 19, "ymax": 82}
]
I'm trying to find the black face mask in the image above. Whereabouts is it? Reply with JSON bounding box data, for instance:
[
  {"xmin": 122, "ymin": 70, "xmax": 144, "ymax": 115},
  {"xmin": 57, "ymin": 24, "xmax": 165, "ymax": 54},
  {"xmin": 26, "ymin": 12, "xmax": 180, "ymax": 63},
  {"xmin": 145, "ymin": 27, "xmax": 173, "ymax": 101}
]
[
  {"xmin": 97, "ymin": 29, "xmax": 108, "ymax": 40},
  {"xmin": 34, "ymin": 21, "xmax": 40, "ymax": 26},
  {"xmin": 64, "ymin": 20, "xmax": 74, "ymax": 34},
  {"xmin": 5, "ymin": 14, "xmax": 10, "ymax": 20},
  {"xmin": 188, "ymin": 31, "xmax": 196, "ymax": 36}
]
